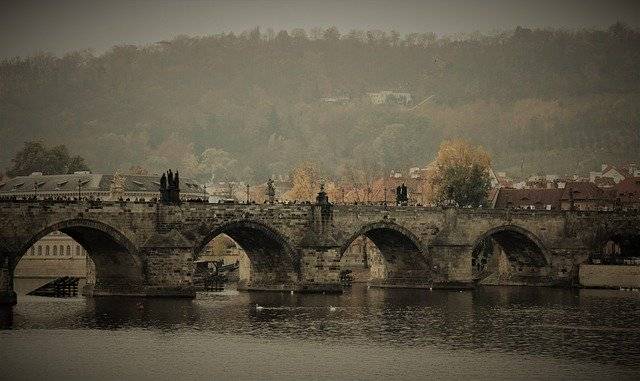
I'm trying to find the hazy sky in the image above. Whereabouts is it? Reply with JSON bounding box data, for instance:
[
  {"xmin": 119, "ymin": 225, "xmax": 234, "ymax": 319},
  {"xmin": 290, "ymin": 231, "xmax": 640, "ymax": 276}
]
[{"xmin": 1, "ymin": 0, "xmax": 639, "ymax": 58}]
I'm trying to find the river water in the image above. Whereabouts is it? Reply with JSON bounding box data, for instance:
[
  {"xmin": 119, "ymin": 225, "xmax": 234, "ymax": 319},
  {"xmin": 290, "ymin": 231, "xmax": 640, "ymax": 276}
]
[{"xmin": 1, "ymin": 285, "xmax": 639, "ymax": 380}]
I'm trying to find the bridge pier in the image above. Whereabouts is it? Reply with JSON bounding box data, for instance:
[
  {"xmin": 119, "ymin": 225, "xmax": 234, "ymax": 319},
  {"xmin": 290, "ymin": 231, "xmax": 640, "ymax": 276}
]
[
  {"xmin": 83, "ymin": 231, "xmax": 196, "ymax": 298},
  {"xmin": 236, "ymin": 258, "xmax": 300, "ymax": 293},
  {"xmin": 299, "ymin": 247, "xmax": 343, "ymax": 293},
  {"xmin": 429, "ymin": 246, "xmax": 475, "ymax": 289},
  {"xmin": 0, "ymin": 255, "xmax": 16, "ymax": 305},
  {"xmin": 137, "ymin": 233, "xmax": 196, "ymax": 298}
]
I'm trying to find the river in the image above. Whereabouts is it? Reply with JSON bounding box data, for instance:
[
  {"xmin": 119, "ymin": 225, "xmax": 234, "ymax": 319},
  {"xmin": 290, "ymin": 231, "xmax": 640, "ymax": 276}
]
[{"xmin": 1, "ymin": 284, "xmax": 639, "ymax": 380}]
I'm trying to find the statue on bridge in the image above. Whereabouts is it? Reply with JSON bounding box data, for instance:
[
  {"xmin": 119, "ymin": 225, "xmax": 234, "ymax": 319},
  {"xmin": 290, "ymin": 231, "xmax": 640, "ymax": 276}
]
[
  {"xmin": 266, "ymin": 178, "xmax": 276, "ymax": 203},
  {"xmin": 159, "ymin": 169, "xmax": 181, "ymax": 204},
  {"xmin": 316, "ymin": 182, "xmax": 330, "ymax": 205},
  {"xmin": 396, "ymin": 183, "xmax": 408, "ymax": 206}
]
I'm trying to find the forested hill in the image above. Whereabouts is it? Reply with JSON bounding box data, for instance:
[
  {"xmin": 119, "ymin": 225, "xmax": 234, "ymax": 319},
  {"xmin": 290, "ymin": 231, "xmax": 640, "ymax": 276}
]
[{"xmin": 1, "ymin": 24, "xmax": 639, "ymax": 182}]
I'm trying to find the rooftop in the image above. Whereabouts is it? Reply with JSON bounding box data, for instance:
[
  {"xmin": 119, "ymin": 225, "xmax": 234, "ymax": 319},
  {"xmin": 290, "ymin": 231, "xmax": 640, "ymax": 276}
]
[{"xmin": 0, "ymin": 172, "xmax": 206, "ymax": 196}]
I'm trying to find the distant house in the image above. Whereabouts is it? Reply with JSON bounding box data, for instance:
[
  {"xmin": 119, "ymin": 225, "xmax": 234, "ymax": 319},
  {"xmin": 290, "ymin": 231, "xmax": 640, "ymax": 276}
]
[
  {"xmin": 320, "ymin": 96, "xmax": 350, "ymax": 104},
  {"xmin": 559, "ymin": 182, "xmax": 615, "ymax": 211},
  {"xmin": 367, "ymin": 91, "xmax": 412, "ymax": 106},
  {"xmin": 593, "ymin": 176, "xmax": 616, "ymax": 188},
  {"xmin": 408, "ymin": 166, "xmax": 429, "ymax": 179},
  {"xmin": 488, "ymin": 168, "xmax": 513, "ymax": 189},
  {"xmin": 614, "ymin": 177, "xmax": 640, "ymax": 210},
  {"xmin": 618, "ymin": 163, "xmax": 640, "ymax": 177},
  {"xmin": 589, "ymin": 164, "xmax": 628, "ymax": 184}
]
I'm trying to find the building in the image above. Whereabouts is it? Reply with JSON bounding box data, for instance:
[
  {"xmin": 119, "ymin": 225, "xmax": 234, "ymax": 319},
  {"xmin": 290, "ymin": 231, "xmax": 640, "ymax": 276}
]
[
  {"xmin": 488, "ymin": 168, "xmax": 513, "ymax": 189},
  {"xmin": 320, "ymin": 96, "xmax": 350, "ymax": 104},
  {"xmin": 0, "ymin": 171, "xmax": 208, "ymax": 201},
  {"xmin": 11, "ymin": 230, "xmax": 95, "ymax": 294},
  {"xmin": 589, "ymin": 163, "xmax": 634, "ymax": 184},
  {"xmin": 559, "ymin": 182, "xmax": 615, "ymax": 211},
  {"xmin": 367, "ymin": 91, "xmax": 412, "ymax": 106},
  {"xmin": 613, "ymin": 177, "xmax": 640, "ymax": 210},
  {"xmin": 593, "ymin": 177, "xmax": 616, "ymax": 189}
]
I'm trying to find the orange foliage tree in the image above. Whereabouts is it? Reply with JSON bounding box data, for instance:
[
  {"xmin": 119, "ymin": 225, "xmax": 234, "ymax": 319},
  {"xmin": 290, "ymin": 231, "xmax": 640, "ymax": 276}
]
[
  {"xmin": 283, "ymin": 162, "xmax": 322, "ymax": 202},
  {"xmin": 424, "ymin": 139, "xmax": 492, "ymax": 207}
]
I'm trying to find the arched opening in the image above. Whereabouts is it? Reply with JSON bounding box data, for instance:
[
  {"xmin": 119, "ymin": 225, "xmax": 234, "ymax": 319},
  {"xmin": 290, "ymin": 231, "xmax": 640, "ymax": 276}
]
[
  {"xmin": 339, "ymin": 223, "xmax": 432, "ymax": 288},
  {"xmin": 471, "ymin": 226, "xmax": 550, "ymax": 285},
  {"xmin": 13, "ymin": 220, "xmax": 143, "ymax": 299},
  {"xmin": 592, "ymin": 231, "xmax": 640, "ymax": 265},
  {"xmin": 195, "ymin": 221, "xmax": 298, "ymax": 290}
]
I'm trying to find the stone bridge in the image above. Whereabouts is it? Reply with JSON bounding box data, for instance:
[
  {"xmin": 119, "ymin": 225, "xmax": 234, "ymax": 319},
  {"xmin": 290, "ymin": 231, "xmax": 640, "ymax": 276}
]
[{"xmin": 1, "ymin": 200, "xmax": 639, "ymax": 305}]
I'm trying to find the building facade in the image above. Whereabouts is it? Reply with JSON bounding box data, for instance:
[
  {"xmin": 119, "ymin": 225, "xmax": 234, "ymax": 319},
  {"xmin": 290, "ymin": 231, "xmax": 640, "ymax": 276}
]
[{"xmin": 367, "ymin": 91, "xmax": 413, "ymax": 106}]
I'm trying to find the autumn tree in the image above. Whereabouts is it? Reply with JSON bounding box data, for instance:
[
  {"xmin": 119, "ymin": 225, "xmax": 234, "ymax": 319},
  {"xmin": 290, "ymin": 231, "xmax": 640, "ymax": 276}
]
[
  {"xmin": 425, "ymin": 140, "xmax": 491, "ymax": 207},
  {"xmin": 284, "ymin": 162, "xmax": 321, "ymax": 202}
]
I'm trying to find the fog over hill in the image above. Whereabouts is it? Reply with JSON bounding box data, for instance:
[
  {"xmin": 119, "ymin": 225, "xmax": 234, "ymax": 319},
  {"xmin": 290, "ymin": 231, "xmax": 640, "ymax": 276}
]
[{"xmin": 1, "ymin": 24, "xmax": 639, "ymax": 181}]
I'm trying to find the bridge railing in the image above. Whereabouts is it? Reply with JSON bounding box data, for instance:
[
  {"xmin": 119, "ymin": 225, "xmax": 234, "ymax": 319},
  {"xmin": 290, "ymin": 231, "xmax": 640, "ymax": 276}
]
[{"xmin": 0, "ymin": 197, "xmax": 638, "ymax": 216}]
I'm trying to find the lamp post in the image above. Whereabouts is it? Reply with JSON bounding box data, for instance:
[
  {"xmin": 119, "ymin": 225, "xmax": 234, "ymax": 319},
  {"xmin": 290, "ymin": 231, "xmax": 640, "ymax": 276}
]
[{"xmin": 246, "ymin": 184, "xmax": 250, "ymax": 204}]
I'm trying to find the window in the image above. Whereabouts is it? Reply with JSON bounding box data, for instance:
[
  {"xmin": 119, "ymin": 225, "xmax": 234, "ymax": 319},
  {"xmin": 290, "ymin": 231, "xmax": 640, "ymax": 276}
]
[
  {"xmin": 67, "ymin": 245, "xmax": 71, "ymax": 255},
  {"xmin": 53, "ymin": 246, "xmax": 57, "ymax": 255},
  {"xmin": 30, "ymin": 247, "xmax": 35, "ymax": 256},
  {"xmin": 38, "ymin": 246, "xmax": 42, "ymax": 255},
  {"xmin": 60, "ymin": 245, "xmax": 64, "ymax": 255},
  {"xmin": 45, "ymin": 246, "xmax": 50, "ymax": 256}
]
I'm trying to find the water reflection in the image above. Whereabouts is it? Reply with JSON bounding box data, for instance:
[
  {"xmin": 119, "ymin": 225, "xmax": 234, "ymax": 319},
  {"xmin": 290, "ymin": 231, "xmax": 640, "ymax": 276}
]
[
  {"xmin": 2, "ymin": 285, "xmax": 640, "ymax": 372},
  {"xmin": 0, "ymin": 306, "xmax": 12, "ymax": 329}
]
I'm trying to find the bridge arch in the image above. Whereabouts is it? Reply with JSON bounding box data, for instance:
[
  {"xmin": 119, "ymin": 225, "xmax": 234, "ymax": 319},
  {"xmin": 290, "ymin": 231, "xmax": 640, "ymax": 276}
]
[
  {"xmin": 339, "ymin": 221, "xmax": 432, "ymax": 286},
  {"xmin": 194, "ymin": 220, "xmax": 299, "ymax": 289},
  {"xmin": 15, "ymin": 218, "xmax": 144, "ymax": 292},
  {"xmin": 470, "ymin": 225, "xmax": 550, "ymax": 282}
]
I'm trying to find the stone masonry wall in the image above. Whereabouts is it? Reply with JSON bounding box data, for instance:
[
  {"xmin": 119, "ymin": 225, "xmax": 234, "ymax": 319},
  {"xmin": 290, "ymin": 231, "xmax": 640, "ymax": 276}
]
[{"xmin": 1, "ymin": 200, "xmax": 639, "ymax": 300}]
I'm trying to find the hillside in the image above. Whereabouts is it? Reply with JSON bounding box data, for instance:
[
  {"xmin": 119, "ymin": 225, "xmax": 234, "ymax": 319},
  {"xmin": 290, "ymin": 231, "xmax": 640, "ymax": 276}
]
[{"xmin": 1, "ymin": 24, "xmax": 639, "ymax": 181}]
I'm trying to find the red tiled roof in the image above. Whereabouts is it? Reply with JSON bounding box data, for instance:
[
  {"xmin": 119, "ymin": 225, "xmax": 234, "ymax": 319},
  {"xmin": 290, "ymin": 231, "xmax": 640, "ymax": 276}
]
[
  {"xmin": 560, "ymin": 182, "xmax": 608, "ymax": 201},
  {"xmin": 615, "ymin": 177, "xmax": 640, "ymax": 203},
  {"xmin": 617, "ymin": 163, "xmax": 638, "ymax": 175},
  {"xmin": 593, "ymin": 177, "xmax": 616, "ymax": 188}
]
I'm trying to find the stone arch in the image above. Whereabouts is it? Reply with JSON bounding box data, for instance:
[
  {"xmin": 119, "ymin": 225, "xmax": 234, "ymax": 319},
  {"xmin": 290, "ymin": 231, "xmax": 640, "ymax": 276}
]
[
  {"xmin": 470, "ymin": 224, "xmax": 550, "ymax": 282},
  {"xmin": 19, "ymin": 218, "xmax": 137, "ymax": 258},
  {"xmin": 16, "ymin": 218, "xmax": 144, "ymax": 290},
  {"xmin": 195, "ymin": 219, "xmax": 299, "ymax": 289},
  {"xmin": 339, "ymin": 221, "xmax": 432, "ymax": 287}
]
